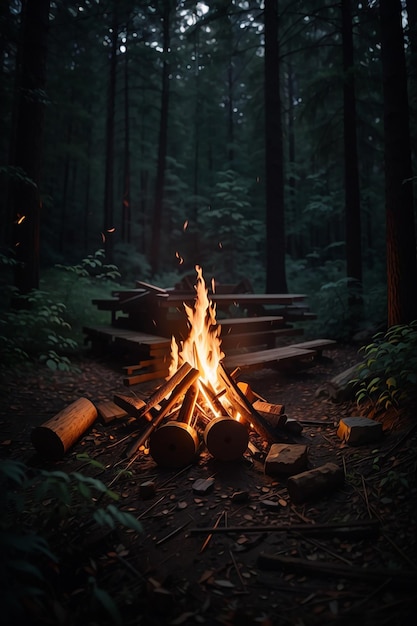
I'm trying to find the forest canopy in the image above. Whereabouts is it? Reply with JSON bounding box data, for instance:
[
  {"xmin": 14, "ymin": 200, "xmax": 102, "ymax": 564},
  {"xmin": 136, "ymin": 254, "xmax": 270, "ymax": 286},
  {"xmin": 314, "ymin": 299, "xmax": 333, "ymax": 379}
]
[{"xmin": 1, "ymin": 0, "xmax": 416, "ymax": 331}]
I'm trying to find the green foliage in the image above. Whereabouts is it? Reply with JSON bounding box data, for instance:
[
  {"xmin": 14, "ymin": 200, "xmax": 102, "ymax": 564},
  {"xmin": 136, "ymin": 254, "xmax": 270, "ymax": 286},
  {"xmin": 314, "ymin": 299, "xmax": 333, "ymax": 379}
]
[
  {"xmin": 55, "ymin": 248, "xmax": 121, "ymax": 283},
  {"xmin": 286, "ymin": 255, "xmax": 387, "ymax": 341},
  {"xmin": 286, "ymin": 257, "xmax": 352, "ymax": 339},
  {"xmin": 351, "ymin": 321, "xmax": 417, "ymax": 415},
  {"xmin": 44, "ymin": 249, "xmax": 123, "ymax": 342},
  {"xmin": 0, "ymin": 249, "xmax": 123, "ymax": 371},
  {"xmin": 113, "ymin": 243, "xmax": 151, "ymax": 284},
  {"xmin": 0, "ymin": 285, "xmax": 79, "ymax": 371},
  {"xmin": 202, "ymin": 169, "xmax": 264, "ymax": 281},
  {"xmin": 0, "ymin": 458, "xmax": 142, "ymax": 625}
]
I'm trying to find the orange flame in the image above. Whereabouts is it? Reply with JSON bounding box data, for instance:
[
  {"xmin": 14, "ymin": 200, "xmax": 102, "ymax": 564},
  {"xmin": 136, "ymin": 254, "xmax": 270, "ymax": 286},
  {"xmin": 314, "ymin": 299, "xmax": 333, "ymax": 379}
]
[{"xmin": 169, "ymin": 265, "xmax": 224, "ymax": 391}]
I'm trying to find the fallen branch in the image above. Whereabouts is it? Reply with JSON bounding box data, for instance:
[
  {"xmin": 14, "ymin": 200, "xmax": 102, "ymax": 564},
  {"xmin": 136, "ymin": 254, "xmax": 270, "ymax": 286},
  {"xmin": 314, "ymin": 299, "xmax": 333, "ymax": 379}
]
[
  {"xmin": 200, "ymin": 510, "xmax": 225, "ymax": 553},
  {"xmin": 189, "ymin": 519, "xmax": 380, "ymax": 539},
  {"xmin": 257, "ymin": 553, "xmax": 417, "ymax": 589}
]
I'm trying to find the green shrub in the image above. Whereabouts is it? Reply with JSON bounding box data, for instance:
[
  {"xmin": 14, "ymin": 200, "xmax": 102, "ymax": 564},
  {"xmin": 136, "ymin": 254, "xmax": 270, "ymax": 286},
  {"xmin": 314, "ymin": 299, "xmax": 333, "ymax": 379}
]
[
  {"xmin": 0, "ymin": 286, "xmax": 79, "ymax": 371},
  {"xmin": 0, "ymin": 249, "xmax": 122, "ymax": 371},
  {"xmin": 351, "ymin": 321, "xmax": 417, "ymax": 415},
  {"xmin": 0, "ymin": 458, "xmax": 142, "ymax": 625}
]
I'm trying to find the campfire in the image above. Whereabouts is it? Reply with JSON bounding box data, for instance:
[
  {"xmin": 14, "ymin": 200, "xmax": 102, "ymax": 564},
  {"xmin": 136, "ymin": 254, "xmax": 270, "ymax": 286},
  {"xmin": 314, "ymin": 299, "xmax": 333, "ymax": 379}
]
[
  {"xmin": 31, "ymin": 266, "xmax": 286, "ymax": 468},
  {"xmin": 30, "ymin": 267, "xmax": 359, "ymax": 506},
  {"xmin": 123, "ymin": 265, "xmax": 283, "ymax": 468}
]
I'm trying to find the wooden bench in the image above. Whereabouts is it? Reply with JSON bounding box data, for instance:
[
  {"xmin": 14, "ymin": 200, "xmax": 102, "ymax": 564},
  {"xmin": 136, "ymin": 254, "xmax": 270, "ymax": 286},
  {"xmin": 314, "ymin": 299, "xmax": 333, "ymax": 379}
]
[
  {"xmin": 221, "ymin": 327, "xmax": 304, "ymax": 351},
  {"xmin": 222, "ymin": 339, "xmax": 336, "ymax": 372},
  {"xmin": 290, "ymin": 338, "xmax": 337, "ymax": 355},
  {"xmin": 122, "ymin": 359, "xmax": 171, "ymax": 385},
  {"xmin": 86, "ymin": 279, "xmax": 334, "ymax": 383},
  {"xmin": 216, "ymin": 316, "xmax": 302, "ymax": 350},
  {"xmin": 83, "ymin": 325, "xmax": 171, "ymax": 355}
]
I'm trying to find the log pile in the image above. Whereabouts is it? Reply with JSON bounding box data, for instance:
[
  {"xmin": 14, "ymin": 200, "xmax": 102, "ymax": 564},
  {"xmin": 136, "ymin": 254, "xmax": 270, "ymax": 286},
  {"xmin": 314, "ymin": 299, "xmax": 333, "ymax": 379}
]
[{"xmin": 29, "ymin": 361, "xmax": 291, "ymax": 466}]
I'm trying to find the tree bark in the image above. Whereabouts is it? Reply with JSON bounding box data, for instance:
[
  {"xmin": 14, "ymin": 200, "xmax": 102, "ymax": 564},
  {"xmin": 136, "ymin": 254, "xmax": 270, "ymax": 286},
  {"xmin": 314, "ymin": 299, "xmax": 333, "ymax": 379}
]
[
  {"xmin": 264, "ymin": 0, "xmax": 288, "ymax": 293},
  {"xmin": 150, "ymin": 0, "xmax": 171, "ymax": 277},
  {"xmin": 380, "ymin": 0, "xmax": 417, "ymax": 326},
  {"xmin": 405, "ymin": 0, "xmax": 417, "ymax": 161},
  {"xmin": 342, "ymin": 0, "xmax": 363, "ymax": 319},
  {"xmin": 103, "ymin": 1, "xmax": 118, "ymax": 264},
  {"xmin": 31, "ymin": 397, "xmax": 98, "ymax": 460},
  {"xmin": 122, "ymin": 17, "xmax": 131, "ymax": 244},
  {"xmin": 11, "ymin": 0, "xmax": 50, "ymax": 293}
]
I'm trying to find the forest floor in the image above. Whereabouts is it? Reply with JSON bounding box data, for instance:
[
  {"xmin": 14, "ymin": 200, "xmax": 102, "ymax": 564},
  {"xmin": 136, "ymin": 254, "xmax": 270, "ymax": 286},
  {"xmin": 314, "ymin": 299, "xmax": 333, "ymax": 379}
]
[{"xmin": 1, "ymin": 343, "xmax": 416, "ymax": 626}]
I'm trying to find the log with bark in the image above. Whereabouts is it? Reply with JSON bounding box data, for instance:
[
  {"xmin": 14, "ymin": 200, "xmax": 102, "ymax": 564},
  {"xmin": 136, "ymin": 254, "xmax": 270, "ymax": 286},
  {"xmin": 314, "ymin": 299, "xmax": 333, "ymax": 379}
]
[
  {"xmin": 315, "ymin": 363, "xmax": 360, "ymax": 403},
  {"xmin": 31, "ymin": 397, "xmax": 98, "ymax": 460}
]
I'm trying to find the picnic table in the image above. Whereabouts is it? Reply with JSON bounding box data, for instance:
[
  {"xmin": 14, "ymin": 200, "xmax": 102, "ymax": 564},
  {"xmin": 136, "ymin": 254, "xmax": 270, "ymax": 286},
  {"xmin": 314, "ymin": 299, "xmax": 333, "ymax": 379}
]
[{"xmin": 84, "ymin": 279, "xmax": 335, "ymax": 384}]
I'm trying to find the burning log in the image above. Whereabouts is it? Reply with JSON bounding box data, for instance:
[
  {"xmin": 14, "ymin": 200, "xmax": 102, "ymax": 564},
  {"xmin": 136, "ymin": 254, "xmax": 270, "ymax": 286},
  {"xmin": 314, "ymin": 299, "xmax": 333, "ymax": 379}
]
[
  {"xmin": 134, "ymin": 362, "xmax": 196, "ymax": 420},
  {"xmin": 177, "ymin": 381, "xmax": 199, "ymax": 425},
  {"xmin": 126, "ymin": 365, "xmax": 200, "ymax": 458},
  {"xmin": 31, "ymin": 397, "xmax": 98, "ymax": 460},
  {"xmin": 199, "ymin": 379, "xmax": 232, "ymax": 418},
  {"xmin": 218, "ymin": 363, "xmax": 279, "ymax": 443},
  {"xmin": 203, "ymin": 417, "xmax": 249, "ymax": 461},
  {"xmin": 149, "ymin": 375, "xmax": 200, "ymax": 468},
  {"xmin": 149, "ymin": 422, "xmax": 200, "ymax": 468}
]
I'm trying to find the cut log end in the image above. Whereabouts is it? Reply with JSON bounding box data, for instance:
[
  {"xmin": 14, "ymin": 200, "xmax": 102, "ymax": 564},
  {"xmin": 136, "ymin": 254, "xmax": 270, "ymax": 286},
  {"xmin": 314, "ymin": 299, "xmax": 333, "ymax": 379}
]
[
  {"xmin": 31, "ymin": 397, "xmax": 98, "ymax": 460},
  {"xmin": 31, "ymin": 426, "xmax": 66, "ymax": 460}
]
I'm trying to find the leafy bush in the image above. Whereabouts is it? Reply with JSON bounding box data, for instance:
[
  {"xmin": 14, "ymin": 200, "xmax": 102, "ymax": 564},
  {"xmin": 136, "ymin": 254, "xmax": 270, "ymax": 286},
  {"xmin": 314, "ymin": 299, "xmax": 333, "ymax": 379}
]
[
  {"xmin": 351, "ymin": 321, "xmax": 417, "ymax": 416},
  {"xmin": 0, "ymin": 458, "xmax": 142, "ymax": 625},
  {"xmin": 0, "ymin": 286, "xmax": 79, "ymax": 371},
  {"xmin": 287, "ymin": 256, "xmax": 387, "ymax": 341},
  {"xmin": 0, "ymin": 249, "xmax": 122, "ymax": 371},
  {"xmin": 113, "ymin": 242, "xmax": 151, "ymax": 284}
]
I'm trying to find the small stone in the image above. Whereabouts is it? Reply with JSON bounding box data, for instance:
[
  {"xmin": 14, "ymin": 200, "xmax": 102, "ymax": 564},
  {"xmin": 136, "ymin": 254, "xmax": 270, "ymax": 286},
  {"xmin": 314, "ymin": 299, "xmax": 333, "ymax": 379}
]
[
  {"xmin": 337, "ymin": 416, "xmax": 383, "ymax": 445},
  {"xmin": 260, "ymin": 499, "xmax": 280, "ymax": 511},
  {"xmin": 264, "ymin": 443, "xmax": 309, "ymax": 476},
  {"xmin": 192, "ymin": 477, "xmax": 215, "ymax": 494},
  {"xmin": 287, "ymin": 462, "xmax": 344, "ymax": 503}
]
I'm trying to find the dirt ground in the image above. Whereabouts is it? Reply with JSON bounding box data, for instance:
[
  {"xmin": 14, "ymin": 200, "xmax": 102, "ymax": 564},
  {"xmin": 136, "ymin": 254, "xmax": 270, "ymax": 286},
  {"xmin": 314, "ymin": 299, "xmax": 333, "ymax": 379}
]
[{"xmin": 1, "ymin": 344, "xmax": 416, "ymax": 626}]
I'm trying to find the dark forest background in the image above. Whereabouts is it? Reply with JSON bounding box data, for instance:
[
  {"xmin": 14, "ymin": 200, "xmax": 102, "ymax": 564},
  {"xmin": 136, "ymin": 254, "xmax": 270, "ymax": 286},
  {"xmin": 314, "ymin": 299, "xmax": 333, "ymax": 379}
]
[{"xmin": 0, "ymin": 0, "xmax": 416, "ymax": 359}]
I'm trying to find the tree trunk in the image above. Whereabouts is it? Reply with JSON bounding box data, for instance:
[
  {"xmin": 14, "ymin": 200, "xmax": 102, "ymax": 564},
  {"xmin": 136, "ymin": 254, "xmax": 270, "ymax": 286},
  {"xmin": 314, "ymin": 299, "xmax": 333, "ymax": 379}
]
[
  {"xmin": 380, "ymin": 0, "xmax": 417, "ymax": 326},
  {"xmin": 150, "ymin": 0, "xmax": 171, "ymax": 277},
  {"xmin": 405, "ymin": 0, "xmax": 417, "ymax": 161},
  {"xmin": 11, "ymin": 0, "xmax": 50, "ymax": 293},
  {"xmin": 103, "ymin": 2, "xmax": 118, "ymax": 265},
  {"xmin": 264, "ymin": 0, "xmax": 287, "ymax": 293},
  {"xmin": 342, "ymin": 0, "xmax": 363, "ymax": 321},
  {"xmin": 122, "ymin": 18, "xmax": 131, "ymax": 244},
  {"xmin": 59, "ymin": 113, "xmax": 73, "ymax": 255},
  {"xmin": 83, "ymin": 104, "xmax": 92, "ymax": 252},
  {"xmin": 227, "ymin": 61, "xmax": 234, "ymax": 166},
  {"xmin": 286, "ymin": 57, "xmax": 298, "ymax": 258}
]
